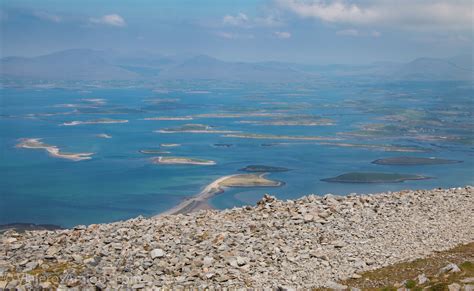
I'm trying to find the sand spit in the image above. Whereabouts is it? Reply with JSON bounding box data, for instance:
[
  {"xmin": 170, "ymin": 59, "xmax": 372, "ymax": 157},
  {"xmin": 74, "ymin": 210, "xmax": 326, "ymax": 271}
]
[{"xmin": 159, "ymin": 173, "xmax": 283, "ymax": 215}]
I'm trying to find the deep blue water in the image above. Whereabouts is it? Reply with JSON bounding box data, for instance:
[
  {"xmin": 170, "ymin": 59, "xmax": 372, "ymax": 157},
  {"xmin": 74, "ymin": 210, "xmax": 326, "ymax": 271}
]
[{"xmin": 1, "ymin": 81, "xmax": 473, "ymax": 227}]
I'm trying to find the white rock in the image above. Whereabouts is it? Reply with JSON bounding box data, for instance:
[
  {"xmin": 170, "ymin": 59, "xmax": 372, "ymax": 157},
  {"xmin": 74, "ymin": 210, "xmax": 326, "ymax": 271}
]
[{"xmin": 150, "ymin": 248, "xmax": 165, "ymax": 259}]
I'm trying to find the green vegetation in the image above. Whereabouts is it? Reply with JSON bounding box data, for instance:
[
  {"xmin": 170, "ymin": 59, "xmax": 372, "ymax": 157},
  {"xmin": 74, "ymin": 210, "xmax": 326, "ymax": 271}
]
[{"xmin": 405, "ymin": 279, "xmax": 417, "ymax": 288}]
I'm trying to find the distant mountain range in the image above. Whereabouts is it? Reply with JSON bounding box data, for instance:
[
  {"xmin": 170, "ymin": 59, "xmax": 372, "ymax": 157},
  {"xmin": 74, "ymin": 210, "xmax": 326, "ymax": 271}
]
[{"xmin": 0, "ymin": 49, "xmax": 472, "ymax": 81}]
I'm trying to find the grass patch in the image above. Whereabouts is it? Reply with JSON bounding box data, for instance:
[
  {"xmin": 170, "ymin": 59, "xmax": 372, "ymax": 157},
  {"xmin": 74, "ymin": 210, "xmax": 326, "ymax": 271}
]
[{"xmin": 405, "ymin": 279, "xmax": 417, "ymax": 288}]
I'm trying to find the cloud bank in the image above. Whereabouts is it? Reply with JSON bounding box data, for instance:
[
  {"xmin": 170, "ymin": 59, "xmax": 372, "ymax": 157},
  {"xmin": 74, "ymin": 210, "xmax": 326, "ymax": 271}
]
[
  {"xmin": 277, "ymin": 0, "xmax": 472, "ymax": 30},
  {"xmin": 90, "ymin": 14, "xmax": 126, "ymax": 27}
]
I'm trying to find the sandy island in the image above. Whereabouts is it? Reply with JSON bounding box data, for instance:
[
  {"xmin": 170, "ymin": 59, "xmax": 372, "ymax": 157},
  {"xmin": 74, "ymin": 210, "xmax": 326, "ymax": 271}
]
[
  {"xmin": 152, "ymin": 156, "xmax": 216, "ymax": 165},
  {"xmin": 158, "ymin": 173, "xmax": 283, "ymax": 216},
  {"xmin": 16, "ymin": 138, "xmax": 93, "ymax": 161},
  {"xmin": 62, "ymin": 119, "xmax": 128, "ymax": 126}
]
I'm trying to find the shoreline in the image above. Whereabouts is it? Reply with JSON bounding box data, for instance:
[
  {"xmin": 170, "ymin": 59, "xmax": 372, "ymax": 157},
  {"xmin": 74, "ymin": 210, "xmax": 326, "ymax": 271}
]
[{"xmin": 157, "ymin": 173, "xmax": 284, "ymax": 216}]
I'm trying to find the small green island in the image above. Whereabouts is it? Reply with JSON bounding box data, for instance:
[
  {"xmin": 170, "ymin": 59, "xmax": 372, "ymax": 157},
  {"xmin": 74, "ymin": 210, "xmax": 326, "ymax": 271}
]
[
  {"xmin": 372, "ymin": 156, "xmax": 462, "ymax": 165},
  {"xmin": 239, "ymin": 165, "xmax": 290, "ymax": 173},
  {"xmin": 152, "ymin": 156, "xmax": 216, "ymax": 165},
  {"xmin": 321, "ymin": 172, "xmax": 430, "ymax": 183}
]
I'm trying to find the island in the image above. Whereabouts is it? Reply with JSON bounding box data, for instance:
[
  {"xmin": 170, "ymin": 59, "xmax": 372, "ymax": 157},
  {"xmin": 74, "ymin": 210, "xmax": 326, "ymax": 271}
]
[
  {"xmin": 152, "ymin": 156, "xmax": 216, "ymax": 165},
  {"xmin": 238, "ymin": 115, "xmax": 335, "ymax": 126},
  {"xmin": 372, "ymin": 156, "xmax": 462, "ymax": 165},
  {"xmin": 321, "ymin": 172, "xmax": 430, "ymax": 183},
  {"xmin": 213, "ymin": 143, "xmax": 233, "ymax": 148},
  {"xmin": 158, "ymin": 173, "xmax": 283, "ymax": 215},
  {"xmin": 16, "ymin": 138, "xmax": 93, "ymax": 161},
  {"xmin": 224, "ymin": 133, "xmax": 339, "ymax": 141},
  {"xmin": 139, "ymin": 149, "xmax": 171, "ymax": 155},
  {"xmin": 157, "ymin": 124, "xmax": 238, "ymax": 134},
  {"xmin": 319, "ymin": 142, "xmax": 430, "ymax": 153},
  {"xmin": 144, "ymin": 116, "xmax": 193, "ymax": 121},
  {"xmin": 62, "ymin": 118, "xmax": 129, "ymax": 126},
  {"xmin": 239, "ymin": 165, "xmax": 290, "ymax": 172}
]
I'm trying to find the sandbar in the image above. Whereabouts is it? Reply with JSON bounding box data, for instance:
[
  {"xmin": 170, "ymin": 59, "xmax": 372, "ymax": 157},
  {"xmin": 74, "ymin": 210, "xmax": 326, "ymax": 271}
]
[
  {"xmin": 62, "ymin": 118, "xmax": 129, "ymax": 126},
  {"xmin": 158, "ymin": 173, "xmax": 283, "ymax": 216},
  {"xmin": 152, "ymin": 156, "xmax": 216, "ymax": 165},
  {"xmin": 16, "ymin": 138, "xmax": 93, "ymax": 161}
]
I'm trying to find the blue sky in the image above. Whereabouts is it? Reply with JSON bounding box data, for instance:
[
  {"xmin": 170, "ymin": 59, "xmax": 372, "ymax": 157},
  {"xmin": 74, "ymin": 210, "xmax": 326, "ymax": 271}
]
[{"xmin": 1, "ymin": 0, "xmax": 472, "ymax": 64}]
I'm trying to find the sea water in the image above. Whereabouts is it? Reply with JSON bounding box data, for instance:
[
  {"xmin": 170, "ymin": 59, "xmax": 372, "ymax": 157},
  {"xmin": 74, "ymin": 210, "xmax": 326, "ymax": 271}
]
[{"xmin": 1, "ymin": 80, "xmax": 473, "ymax": 227}]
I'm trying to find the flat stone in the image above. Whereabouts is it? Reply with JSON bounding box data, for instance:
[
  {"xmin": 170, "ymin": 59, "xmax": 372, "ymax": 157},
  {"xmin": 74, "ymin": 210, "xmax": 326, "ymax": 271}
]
[{"xmin": 150, "ymin": 248, "xmax": 165, "ymax": 259}]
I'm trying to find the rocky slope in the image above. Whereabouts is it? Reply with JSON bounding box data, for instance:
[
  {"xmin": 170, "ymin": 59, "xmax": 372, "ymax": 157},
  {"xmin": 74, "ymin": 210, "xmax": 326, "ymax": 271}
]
[{"xmin": 1, "ymin": 186, "xmax": 473, "ymax": 289}]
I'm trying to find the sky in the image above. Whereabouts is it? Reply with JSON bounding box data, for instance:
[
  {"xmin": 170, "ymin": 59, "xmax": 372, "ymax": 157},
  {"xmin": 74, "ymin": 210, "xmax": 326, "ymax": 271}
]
[{"xmin": 0, "ymin": 0, "xmax": 472, "ymax": 64}]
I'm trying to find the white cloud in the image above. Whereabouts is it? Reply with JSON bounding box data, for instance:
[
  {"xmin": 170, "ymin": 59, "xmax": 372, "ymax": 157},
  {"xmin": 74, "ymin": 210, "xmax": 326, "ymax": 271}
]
[
  {"xmin": 223, "ymin": 13, "xmax": 250, "ymax": 27},
  {"xmin": 90, "ymin": 14, "xmax": 126, "ymax": 27},
  {"xmin": 277, "ymin": 0, "xmax": 472, "ymax": 30},
  {"xmin": 216, "ymin": 31, "xmax": 255, "ymax": 40},
  {"xmin": 274, "ymin": 31, "xmax": 292, "ymax": 39},
  {"xmin": 336, "ymin": 29, "xmax": 359, "ymax": 36},
  {"xmin": 223, "ymin": 12, "xmax": 284, "ymax": 28}
]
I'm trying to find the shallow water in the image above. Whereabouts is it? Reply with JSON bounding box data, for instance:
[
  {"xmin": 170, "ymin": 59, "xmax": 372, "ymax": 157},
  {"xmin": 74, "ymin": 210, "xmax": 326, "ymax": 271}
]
[{"xmin": 1, "ymin": 81, "xmax": 473, "ymax": 227}]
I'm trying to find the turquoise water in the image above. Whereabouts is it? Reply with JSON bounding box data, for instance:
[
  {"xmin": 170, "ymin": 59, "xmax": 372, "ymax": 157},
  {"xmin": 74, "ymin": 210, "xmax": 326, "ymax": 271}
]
[{"xmin": 1, "ymin": 81, "xmax": 473, "ymax": 227}]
